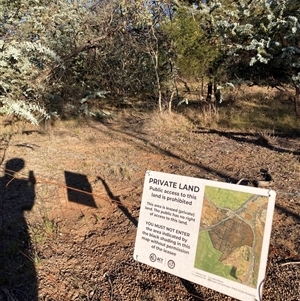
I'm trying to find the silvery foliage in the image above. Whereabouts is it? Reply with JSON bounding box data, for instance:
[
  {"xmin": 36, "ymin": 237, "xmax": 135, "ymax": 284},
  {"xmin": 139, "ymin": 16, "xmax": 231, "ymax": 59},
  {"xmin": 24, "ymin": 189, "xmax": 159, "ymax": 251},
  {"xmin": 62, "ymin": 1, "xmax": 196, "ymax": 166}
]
[
  {"xmin": 0, "ymin": 1, "xmax": 88, "ymax": 124},
  {"xmin": 200, "ymin": 0, "xmax": 300, "ymax": 87},
  {"xmin": 79, "ymin": 90, "xmax": 111, "ymax": 117},
  {"xmin": 80, "ymin": 91, "xmax": 111, "ymax": 104},
  {"xmin": 0, "ymin": 39, "xmax": 62, "ymax": 124}
]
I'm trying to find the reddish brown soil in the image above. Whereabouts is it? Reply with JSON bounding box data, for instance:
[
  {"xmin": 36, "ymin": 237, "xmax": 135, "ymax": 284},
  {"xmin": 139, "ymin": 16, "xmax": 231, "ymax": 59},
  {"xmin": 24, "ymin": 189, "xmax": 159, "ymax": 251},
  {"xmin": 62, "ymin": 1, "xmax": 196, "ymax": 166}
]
[{"xmin": 0, "ymin": 112, "xmax": 299, "ymax": 301}]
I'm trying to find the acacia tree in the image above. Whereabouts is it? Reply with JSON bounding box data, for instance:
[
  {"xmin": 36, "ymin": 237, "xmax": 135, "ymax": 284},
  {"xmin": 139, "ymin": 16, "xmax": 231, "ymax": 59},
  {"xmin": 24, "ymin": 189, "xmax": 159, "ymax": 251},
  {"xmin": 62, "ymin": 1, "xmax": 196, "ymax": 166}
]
[
  {"xmin": 0, "ymin": 0, "xmax": 103, "ymax": 123},
  {"xmin": 202, "ymin": 0, "xmax": 300, "ymax": 115},
  {"xmin": 0, "ymin": 0, "xmax": 178, "ymax": 121}
]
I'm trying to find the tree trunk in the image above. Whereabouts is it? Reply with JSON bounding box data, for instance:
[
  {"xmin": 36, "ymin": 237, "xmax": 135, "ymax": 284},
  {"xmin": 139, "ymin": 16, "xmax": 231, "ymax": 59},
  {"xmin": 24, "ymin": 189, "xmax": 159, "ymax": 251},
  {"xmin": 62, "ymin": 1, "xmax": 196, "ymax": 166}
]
[
  {"xmin": 150, "ymin": 51, "xmax": 162, "ymax": 112},
  {"xmin": 214, "ymin": 83, "xmax": 222, "ymax": 103},
  {"xmin": 294, "ymin": 87, "xmax": 300, "ymax": 117},
  {"xmin": 168, "ymin": 91, "xmax": 175, "ymax": 113},
  {"xmin": 206, "ymin": 82, "xmax": 213, "ymax": 102}
]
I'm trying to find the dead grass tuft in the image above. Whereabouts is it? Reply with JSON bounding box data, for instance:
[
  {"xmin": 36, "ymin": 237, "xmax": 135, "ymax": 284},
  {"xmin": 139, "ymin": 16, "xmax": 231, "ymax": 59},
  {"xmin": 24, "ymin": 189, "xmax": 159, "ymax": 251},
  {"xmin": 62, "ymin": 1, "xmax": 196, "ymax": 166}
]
[
  {"xmin": 179, "ymin": 105, "xmax": 218, "ymax": 128},
  {"xmin": 143, "ymin": 111, "xmax": 195, "ymax": 137}
]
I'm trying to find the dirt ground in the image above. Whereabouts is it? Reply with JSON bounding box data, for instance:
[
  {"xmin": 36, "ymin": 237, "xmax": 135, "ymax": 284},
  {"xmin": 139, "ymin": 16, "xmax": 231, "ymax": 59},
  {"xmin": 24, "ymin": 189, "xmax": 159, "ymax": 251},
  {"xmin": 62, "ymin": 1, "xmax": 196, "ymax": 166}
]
[{"xmin": 0, "ymin": 110, "xmax": 299, "ymax": 301}]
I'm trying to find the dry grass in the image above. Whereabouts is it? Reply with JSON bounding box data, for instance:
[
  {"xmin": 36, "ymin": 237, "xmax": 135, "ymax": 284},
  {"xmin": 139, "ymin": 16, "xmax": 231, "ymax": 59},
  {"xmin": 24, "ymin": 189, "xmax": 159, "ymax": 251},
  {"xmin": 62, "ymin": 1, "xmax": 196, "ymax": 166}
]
[
  {"xmin": 176, "ymin": 84, "xmax": 300, "ymax": 134},
  {"xmin": 182, "ymin": 104, "xmax": 220, "ymax": 128},
  {"xmin": 143, "ymin": 111, "xmax": 195, "ymax": 137},
  {"xmin": 172, "ymin": 84, "xmax": 297, "ymax": 131}
]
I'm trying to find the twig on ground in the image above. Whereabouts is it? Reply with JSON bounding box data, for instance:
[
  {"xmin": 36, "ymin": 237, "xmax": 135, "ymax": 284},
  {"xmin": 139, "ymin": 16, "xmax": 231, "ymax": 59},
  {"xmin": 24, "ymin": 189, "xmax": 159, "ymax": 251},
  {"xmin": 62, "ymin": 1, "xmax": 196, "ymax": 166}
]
[
  {"xmin": 104, "ymin": 272, "xmax": 114, "ymax": 301},
  {"xmin": 280, "ymin": 261, "xmax": 300, "ymax": 267}
]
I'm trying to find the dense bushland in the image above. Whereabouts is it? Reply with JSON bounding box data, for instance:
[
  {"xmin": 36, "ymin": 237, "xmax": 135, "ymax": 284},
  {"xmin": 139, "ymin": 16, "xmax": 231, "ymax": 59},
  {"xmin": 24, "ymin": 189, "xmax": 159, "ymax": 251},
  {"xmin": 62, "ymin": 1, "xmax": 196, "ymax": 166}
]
[{"xmin": 0, "ymin": 1, "xmax": 299, "ymax": 125}]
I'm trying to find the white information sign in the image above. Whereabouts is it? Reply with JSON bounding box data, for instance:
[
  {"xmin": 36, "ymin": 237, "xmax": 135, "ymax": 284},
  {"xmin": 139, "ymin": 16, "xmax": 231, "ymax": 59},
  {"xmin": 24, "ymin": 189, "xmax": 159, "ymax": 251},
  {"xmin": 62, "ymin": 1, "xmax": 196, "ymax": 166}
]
[{"xmin": 134, "ymin": 170, "xmax": 276, "ymax": 301}]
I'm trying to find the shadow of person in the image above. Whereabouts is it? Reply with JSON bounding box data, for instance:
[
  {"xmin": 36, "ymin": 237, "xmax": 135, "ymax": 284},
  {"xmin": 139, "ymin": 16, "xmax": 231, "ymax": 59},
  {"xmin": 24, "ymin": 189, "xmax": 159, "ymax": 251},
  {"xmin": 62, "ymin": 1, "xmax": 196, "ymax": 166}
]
[{"xmin": 0, "ymin": 158, "xmax": 38, "ymax": 301}]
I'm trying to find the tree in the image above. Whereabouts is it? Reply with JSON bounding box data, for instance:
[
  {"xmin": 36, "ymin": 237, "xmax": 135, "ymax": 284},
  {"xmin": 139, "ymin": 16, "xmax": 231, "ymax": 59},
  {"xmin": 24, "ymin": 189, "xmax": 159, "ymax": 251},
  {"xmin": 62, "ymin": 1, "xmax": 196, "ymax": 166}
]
[
  {"xmin": 116, "ymin": 0, "xmax": 174, "ymax": 112},
  {"xmin": 203, "ymin": 0, "xmax": 300, "ymax": 115},
  {"xmin": 0, "ymin": 0, "xmax": 101, "ymax": 123},
  {"xmin": 0, "ymin": 0, "xmax": 177, "ymax": 121},
  {"xmin": 164, "ymin": 2, "xmax": 231, "ymax": 107},
  {"xmin": 79, "ymin": 0, "xmax": 158, "ymax": 99},
  {"xmin": 165, "ymin": 6, "xmax": 218, "ymax": 78}
]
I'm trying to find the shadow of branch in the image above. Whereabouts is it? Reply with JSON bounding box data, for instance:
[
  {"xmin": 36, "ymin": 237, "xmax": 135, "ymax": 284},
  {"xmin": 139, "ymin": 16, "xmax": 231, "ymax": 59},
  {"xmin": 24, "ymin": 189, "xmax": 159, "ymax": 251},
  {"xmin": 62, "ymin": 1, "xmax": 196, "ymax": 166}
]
[
  {"xmin": 275, "ymin": 204, "xmax": 300, "ymax": 221},
  {"xmin": 97, "ymin": 176, "xmax": 138, "ymax": 227}
]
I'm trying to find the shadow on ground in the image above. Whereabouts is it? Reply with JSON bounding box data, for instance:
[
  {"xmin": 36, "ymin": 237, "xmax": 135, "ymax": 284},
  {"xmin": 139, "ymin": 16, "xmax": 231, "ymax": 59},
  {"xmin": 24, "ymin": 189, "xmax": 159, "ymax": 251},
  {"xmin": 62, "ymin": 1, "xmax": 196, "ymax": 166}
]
[{"xmin": 0, "ymin": 158, "xmax": 38, "ymax": 301}]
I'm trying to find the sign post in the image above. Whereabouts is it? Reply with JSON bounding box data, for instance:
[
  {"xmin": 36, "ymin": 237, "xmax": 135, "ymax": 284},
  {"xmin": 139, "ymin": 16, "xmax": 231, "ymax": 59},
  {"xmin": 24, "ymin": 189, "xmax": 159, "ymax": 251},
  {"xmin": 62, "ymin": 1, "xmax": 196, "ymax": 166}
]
[{"xmin": 134, "ymin": 171, "xmax": 276, "ymax": 301}]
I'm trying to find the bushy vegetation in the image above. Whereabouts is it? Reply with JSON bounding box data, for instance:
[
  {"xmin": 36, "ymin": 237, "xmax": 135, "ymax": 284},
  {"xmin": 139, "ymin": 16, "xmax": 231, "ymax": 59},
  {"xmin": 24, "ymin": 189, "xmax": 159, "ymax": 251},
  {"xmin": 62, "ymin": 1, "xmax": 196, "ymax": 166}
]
[{"xmin": 0, "ymin": 0, "xmax": 299, "ymax": 125}]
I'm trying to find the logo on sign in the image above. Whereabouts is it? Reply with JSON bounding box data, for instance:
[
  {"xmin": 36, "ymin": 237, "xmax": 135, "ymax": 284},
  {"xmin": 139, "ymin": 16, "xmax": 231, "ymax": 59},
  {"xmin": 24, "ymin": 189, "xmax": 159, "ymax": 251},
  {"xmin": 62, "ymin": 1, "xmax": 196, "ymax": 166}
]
[
  {"xmin": 149, "ymin": 253, "xmax": 156, "ymax": 262},
  {"xmin": 167, "ymin": 260, "xmax": 175, "ymax": 269}
]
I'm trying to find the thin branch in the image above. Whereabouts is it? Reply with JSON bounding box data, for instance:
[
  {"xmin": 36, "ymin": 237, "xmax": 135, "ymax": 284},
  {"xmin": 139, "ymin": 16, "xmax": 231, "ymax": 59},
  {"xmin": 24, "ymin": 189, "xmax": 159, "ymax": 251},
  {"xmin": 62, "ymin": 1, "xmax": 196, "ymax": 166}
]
[
  {"xmin": 61, "ymin": 34, "xmax": 108, "ymax": 63},
  {"xmin": 34, "ymin": 34, "xmax": 109, "ymax": 85}
]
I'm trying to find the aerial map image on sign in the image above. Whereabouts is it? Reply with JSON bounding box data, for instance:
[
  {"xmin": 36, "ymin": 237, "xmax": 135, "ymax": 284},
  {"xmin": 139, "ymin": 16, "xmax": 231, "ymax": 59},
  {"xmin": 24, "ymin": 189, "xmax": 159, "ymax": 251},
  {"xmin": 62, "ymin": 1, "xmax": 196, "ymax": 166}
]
[{"xmin": 194, "ymin": 185, "xmax": 268, "ymax": 288}]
